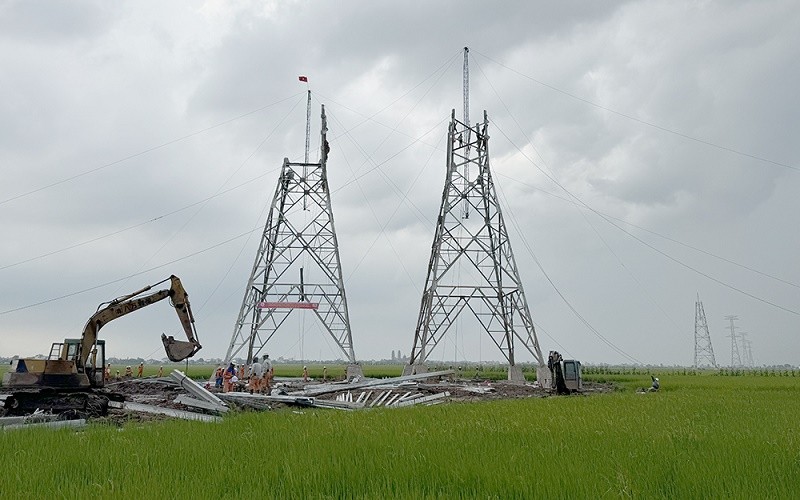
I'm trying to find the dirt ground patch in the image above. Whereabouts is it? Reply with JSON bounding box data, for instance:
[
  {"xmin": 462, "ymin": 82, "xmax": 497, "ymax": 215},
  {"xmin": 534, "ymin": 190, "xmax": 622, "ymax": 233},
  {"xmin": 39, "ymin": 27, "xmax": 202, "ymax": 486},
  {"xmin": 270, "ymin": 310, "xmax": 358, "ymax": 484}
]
[{"xmin": 3, "ymin": 376, "xmax": 616, "ymax": 424}]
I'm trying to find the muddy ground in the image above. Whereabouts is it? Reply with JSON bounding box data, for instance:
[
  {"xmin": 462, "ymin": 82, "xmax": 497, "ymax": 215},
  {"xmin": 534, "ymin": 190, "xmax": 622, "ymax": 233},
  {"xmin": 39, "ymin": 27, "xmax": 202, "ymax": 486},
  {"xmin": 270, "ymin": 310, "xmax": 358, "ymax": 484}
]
[
  {"xmin": 95, "ymin": 375, "xmax": 615, "ymax": 424},
  {"xmin": 3, "ymin": 376, "xmax": 615, "ymax": 425}
]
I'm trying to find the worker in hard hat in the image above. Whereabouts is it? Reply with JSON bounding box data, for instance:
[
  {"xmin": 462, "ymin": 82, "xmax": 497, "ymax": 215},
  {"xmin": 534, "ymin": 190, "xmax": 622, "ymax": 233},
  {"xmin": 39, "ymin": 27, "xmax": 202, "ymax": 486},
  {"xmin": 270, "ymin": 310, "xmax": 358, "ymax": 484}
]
[
  {"xmin": 302, "ymin": 365, "xmax": 309, "ymax": 382},
  {"xmin": 649, "ymin": 375, "xmax": 660, "ymax": 392},
  {"xmin": 223, "ymin": 362, "xmax": 235, "ymax": 392},
  {"xmin": 249, "ymin": 356, "xmax": 263, "ymax": 394}
]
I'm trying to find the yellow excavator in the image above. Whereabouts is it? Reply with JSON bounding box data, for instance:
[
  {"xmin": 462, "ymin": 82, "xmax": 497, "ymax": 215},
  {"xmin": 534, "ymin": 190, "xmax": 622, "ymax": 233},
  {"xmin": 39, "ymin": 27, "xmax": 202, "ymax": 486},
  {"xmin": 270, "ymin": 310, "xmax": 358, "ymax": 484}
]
[{"xmin": 2, "ymin": 275, "xmax": 201, "ymax": 415}]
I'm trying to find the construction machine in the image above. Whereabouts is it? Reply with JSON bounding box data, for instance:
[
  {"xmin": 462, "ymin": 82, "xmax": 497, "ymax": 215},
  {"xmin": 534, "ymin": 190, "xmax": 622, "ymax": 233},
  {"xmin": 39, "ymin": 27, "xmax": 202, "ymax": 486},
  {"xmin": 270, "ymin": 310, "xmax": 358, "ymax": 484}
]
[
  {"xmin": 1, "ymin": 275, "xmax": 201, "ymax": 416},
  {"xmin": 547, "ymin": 351, "xmax": 582, "ymax": 395}
]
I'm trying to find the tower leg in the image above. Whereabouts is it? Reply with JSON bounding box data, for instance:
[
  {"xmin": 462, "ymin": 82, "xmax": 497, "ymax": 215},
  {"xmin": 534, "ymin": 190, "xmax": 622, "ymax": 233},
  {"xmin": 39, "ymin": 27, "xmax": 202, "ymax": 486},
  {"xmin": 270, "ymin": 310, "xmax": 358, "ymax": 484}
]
[
  {"xmin": 346, "ymin": 363, "xmax": 364, "ymax": 381},
  {"xmin": 402, "ymin": 363, "xmax": 428, "ymax": 376},
  {"xmin": 508, "ymin": 364, "xmax": 525, "ymax": 383}
]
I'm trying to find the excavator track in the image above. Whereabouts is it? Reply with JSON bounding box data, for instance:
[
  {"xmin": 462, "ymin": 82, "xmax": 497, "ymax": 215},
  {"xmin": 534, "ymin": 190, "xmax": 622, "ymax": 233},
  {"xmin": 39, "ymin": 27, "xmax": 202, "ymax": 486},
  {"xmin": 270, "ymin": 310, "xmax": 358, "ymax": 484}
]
[{"xmin": 3, "ymin": 389, "xmax": 118, "ymax": 418}]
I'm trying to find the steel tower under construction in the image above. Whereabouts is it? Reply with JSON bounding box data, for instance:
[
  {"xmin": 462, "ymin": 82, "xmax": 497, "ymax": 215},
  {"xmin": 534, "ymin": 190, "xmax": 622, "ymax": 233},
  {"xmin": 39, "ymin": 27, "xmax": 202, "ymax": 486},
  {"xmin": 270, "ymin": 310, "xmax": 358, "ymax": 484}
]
[
  {"xmin": 404, "ymin": 109, "xmax": 546, "ymax": 381},
  {"xmin": 225, "ymin": 105, "xmax": 361, "ymax": 378}
]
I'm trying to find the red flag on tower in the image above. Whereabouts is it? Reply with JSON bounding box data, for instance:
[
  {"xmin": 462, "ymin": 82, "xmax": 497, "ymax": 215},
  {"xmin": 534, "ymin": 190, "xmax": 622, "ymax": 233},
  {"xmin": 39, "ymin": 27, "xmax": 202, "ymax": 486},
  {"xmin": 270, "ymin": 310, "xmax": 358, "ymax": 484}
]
[{"xmin": 298, "ymin": 76, "xmax": 308, "ymax": 82}]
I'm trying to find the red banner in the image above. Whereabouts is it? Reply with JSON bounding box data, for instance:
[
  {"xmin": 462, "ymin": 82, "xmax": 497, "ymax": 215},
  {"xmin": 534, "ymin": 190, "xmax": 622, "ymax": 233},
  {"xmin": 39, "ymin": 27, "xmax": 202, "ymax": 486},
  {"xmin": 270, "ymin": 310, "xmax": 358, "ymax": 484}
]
[{"xmin": 258, "ymin": 301, "xmax": 318, "ymax": 310}]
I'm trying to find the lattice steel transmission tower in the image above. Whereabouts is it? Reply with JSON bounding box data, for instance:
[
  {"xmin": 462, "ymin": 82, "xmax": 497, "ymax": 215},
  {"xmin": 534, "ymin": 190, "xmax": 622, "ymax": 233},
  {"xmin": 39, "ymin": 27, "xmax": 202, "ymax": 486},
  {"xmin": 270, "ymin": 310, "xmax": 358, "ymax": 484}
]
[
  {"xmin": 739, "ymin": 332, "xmax": 754, "ymax": 368},
  {"xmin": 403, "ymin": 108, "xmax": 545, "ymax": 381},
  {"xmin": 693, "ymin": 294, "xmax": 717, "ymax": 368},
  {"xmin": 226, "ymin": 105, "xmax": 362, "ymax": 378},
  {"xmin": 725, "ymin": 315, "xmax": 742, "ymax": 368}
]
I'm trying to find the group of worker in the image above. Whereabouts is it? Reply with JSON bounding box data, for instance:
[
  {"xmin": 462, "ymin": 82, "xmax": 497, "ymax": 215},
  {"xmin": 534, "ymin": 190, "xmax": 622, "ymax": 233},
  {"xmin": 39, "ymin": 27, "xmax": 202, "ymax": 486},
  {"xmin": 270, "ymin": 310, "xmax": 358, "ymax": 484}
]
[
  {"xmin": 103, "ymin": 362, "xmax": 164, "ymax": 381},
  {"xmin": 216, "ymin": 355, "xmax": 274, "ymax": 394}
]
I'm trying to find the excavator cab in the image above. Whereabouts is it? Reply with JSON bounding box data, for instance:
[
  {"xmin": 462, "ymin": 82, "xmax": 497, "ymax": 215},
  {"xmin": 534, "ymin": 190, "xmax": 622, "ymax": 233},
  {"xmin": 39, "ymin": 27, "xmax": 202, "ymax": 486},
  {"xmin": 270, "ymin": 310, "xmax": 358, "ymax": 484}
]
[
  {"xmin": 548, "ymin": 350, "xmax": 582, "ymax": 394},
  {"xmin": 562, "ymin": 359, "xmax": 582, "ymax": 392},
  {"xmin": 65, "ymin": 338, "xmax": 107, "ymax": 388}
]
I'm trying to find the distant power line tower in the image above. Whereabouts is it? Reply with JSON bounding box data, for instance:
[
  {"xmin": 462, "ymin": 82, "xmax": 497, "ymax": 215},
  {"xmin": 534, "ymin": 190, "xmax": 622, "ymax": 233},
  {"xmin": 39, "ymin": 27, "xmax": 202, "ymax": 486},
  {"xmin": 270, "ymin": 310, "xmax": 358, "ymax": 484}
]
[
  {"xmin": 225, "ymin": 105, "xmax": 362, "ymax": 378},
  {"xmin": 725, "ymin": 315, "xmax": 742, "ymax": 368},
  {"xmin": 739, "ymin": 332, "xmax": 754, "ymax": 368},
  {"xmin": 693, "ymin": 295, "xmax": 717, "ymax": 368},
  {"xmin": 404, "ymin": 108, "xmax": 545, "ymax": 381}
]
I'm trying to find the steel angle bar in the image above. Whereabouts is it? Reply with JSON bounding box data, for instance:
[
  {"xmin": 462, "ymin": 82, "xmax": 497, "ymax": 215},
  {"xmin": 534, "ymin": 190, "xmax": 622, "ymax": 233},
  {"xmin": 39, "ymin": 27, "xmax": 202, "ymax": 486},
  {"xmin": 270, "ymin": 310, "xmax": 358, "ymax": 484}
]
[
  {"xmin": 302, "ymin": 370, "xmax": 455, "ymax": 396},
  {"xmin": 174, "ymin": 395, "xmax": 229, "ymax": 413},
  {"xmin": 0, "ymin": 413, "xmax": 60, "ymax": 427},
  {"xmin": 216, "ymin": 393, "xmax": 272, "ymax": 410},
  {"xmin": 374, "ymin": 391, "xmax": 393, "ymax": 407},
  {"xmin": 4, "ymin": 419, "xmax": 87, "ymax": 431},
  {"xmin": 393, "ymin": 392, "xmax": 451, "ymax": 408},
  {"xmin": 310, "ymin": 399, "xmax": 364, "ymax": 410},
  {"xmin": 170, "ymin": 370, "xmax": 227, "ymax": 407},
  {"xmin": 385, "ymin": 394, "xmax": 401, "ymax": 406},
  {"xmin": 390, "ymin": 392, "xmax": 421, "ymax": 406},
  {"xmin": 396, "ymin": 392, "xmax": 413, "ymax": 402},
  {"xmin": 369, "ymin": 391, "xmax": 387, "ymax": 408},
  {"xmin": 0, "ymin": 416, "xmax": 28, "ymax": 427},
  {"xmin": 114, "ymin": 401, "xmax": 221, "ymax": 422}
]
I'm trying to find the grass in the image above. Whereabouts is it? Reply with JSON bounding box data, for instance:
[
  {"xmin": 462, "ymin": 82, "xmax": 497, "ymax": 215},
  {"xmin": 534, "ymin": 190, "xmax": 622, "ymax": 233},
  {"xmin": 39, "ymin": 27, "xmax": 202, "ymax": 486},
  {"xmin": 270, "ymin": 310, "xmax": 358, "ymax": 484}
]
[{"xmin": 2, "ymin": 370, "xmax": 799, "ymax": 497}]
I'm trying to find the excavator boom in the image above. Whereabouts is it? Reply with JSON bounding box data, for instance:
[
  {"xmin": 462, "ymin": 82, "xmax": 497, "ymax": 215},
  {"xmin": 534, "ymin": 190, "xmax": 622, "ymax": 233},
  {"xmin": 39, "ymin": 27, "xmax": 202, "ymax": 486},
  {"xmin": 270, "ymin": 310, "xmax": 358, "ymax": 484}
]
[{"xmin": 79, "ymin": 275, "xmax": 201, "ymax": 367}]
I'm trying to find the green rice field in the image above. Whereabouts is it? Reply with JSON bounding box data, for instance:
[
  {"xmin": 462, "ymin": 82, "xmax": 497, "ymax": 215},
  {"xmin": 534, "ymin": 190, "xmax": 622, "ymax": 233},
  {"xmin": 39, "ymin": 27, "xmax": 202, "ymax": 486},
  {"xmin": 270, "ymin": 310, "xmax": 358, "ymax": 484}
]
[{"xmin": 2, "ymin": 369, "xmax": 799, "ymax": 498}]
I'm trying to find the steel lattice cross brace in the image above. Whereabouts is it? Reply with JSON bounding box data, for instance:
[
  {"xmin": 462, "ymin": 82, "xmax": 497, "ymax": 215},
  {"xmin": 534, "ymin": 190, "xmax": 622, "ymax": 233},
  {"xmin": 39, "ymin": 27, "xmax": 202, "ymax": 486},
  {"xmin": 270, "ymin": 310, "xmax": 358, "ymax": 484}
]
[
  {"xmin": 405, "ymin": 110, "xmax": 545, "ymax": 381},
  {"xmin": 694, "ymin": 295, "xmax": 717, "ymax": 368},
  {"xmin": 226, "ymin": 106, "xmax": 360, "ymax": 377}
]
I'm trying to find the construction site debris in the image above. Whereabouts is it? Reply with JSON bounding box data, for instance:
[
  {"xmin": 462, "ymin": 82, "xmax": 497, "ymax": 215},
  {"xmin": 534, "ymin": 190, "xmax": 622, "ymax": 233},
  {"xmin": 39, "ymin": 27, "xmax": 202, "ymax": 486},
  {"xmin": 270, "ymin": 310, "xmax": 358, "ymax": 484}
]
[
  {"xmin": 170, "ymin": 369, "xmax": 227, "ymax": 408},
  {"xmin": 108, "ymin": 400, "xmax": 220, "ymax": 422},
  {"xmin": 3, "ymin": 418, "xmax": 87, "ymax": 431},
  {"xmin": 173, "ymin": 395, "xmax": 229, "ymax": 413},
  {"xmin": 299, "ymin": 369, "xmax": 456, "ymax": 397},
  {"xmin": 2, "ymin": 368, "xmax": 614, "ymax": 426}
]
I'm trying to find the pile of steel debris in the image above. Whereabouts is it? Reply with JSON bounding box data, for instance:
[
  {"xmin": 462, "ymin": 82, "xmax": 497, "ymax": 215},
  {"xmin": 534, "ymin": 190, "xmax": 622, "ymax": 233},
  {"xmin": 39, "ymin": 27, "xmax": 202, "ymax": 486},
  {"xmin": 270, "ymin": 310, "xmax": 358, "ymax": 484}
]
[{"xmin": 2, "ymin": 369, "xmax": 612, "ymax": 429}]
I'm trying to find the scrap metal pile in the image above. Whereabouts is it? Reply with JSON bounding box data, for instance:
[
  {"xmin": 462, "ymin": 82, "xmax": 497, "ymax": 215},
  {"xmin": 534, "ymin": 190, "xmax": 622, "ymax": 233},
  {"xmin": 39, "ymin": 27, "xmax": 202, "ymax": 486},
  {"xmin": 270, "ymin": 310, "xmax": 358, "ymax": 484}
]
[{"xmin": 2, "ymin": 369, "xmax": 612, "ymax": 428}]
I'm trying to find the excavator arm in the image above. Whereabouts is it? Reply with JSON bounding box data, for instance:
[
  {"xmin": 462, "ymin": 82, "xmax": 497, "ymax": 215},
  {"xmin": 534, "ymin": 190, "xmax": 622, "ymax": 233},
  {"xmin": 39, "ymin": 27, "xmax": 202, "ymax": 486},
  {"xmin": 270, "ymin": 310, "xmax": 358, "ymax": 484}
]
[{"xmin": 78, "ymin": 275, "xmax": 202, "ymax": 368}]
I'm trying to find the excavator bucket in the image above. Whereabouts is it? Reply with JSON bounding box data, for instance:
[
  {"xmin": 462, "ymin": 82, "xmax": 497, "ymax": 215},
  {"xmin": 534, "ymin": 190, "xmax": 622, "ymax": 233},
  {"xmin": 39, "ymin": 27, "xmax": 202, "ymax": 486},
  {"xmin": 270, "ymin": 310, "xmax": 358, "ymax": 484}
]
[{"xmin": 161, "ymin": 334, "xmax": 201, "ymax": 362}]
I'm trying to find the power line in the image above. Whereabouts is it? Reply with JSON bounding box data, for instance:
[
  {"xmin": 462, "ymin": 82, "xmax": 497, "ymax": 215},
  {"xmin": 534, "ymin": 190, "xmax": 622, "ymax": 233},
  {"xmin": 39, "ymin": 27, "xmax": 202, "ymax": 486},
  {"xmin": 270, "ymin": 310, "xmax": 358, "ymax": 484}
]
[
  {"xmin": 496, "ymin": 180, "xmax": 643, "ymax": 365},
  {"xmin": 0, "ymin": 226, "xmax": 261, "ymax": 317},
  {"xmin": 491, "ymin": 120, "xmax": 800, "ymax": 317},
  {"xmin": 495, "ymin": 173, "xmax": 800, "ymax": 291},
  {"xmin": 0, "ymin": 93, "xmax": 305, "ymax": 207},
  {"xmin": 472, "ymin": 50, "xmax": 799, "ymax": 173},
  {"xmin": 0, "ymin": 170, "xmax": 276, "ymax": 273}
]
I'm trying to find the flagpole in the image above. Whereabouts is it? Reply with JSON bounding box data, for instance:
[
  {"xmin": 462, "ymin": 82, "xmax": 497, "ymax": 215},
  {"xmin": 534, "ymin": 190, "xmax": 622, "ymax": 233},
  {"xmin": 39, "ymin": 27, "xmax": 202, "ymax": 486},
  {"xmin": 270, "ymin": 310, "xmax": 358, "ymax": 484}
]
[{"xmin": 300, "ymin": 76, "xmax": 311, "ymax": 210}]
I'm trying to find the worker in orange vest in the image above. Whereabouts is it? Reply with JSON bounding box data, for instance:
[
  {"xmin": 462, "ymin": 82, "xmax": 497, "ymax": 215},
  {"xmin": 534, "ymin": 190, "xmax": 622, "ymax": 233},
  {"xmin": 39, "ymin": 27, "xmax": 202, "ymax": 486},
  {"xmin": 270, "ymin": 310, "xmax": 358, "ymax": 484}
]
[
  {"xmin": 248, "ymin": 356, "xmax": 263, "ymax": 394},
  {"xmin": 223, "ymin": 362, "xmax": 235, "ymax": 392},
  {"xmin": 137, "ymin": 362, "xmax": 144, "ymax": 378}
]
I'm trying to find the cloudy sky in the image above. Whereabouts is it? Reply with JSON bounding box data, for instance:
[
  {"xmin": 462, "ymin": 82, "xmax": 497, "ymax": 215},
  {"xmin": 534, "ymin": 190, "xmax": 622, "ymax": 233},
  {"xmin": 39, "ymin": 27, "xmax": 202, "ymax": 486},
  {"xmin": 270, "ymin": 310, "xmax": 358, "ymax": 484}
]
[{"xmin": 1, "ymin": 0, "xmax": 798, "ymax": 367}]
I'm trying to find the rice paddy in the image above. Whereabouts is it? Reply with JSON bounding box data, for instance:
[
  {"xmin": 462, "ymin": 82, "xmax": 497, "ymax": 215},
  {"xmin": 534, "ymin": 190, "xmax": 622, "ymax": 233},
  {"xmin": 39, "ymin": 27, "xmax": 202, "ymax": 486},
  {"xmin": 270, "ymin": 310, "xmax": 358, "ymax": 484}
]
[{"xmin": 2, "ymin": 370, "xmax": 798, "ymax": 498}]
